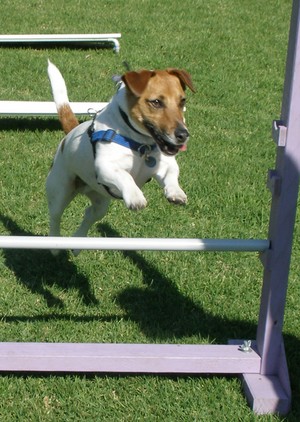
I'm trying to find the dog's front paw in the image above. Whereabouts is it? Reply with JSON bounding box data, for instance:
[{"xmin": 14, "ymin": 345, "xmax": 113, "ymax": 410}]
[
  {"xmin": 165, "ymin": 186, "xmax": 187, "ymax": 205},
  {"xmin": 124, "ymin": 189, "xmax": 147, "ymax": 211}
]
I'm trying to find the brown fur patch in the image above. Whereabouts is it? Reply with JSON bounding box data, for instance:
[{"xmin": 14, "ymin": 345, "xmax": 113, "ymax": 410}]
[
  {"xmin": 58, "ymin": 104, "xmax": 79, "ymax": 134},
  {"xmin": 129, "ymin": 71, "xmax": 187, "ymax": 135}
]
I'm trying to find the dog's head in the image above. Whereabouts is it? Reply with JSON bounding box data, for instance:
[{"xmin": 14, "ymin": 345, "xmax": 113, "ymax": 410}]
[{"xmin": 122, "ymin": 68, "xmax": 195, "ymax": 156}]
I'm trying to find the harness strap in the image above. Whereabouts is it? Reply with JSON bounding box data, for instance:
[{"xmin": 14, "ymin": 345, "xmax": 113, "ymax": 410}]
[
  {"xmin": 88, "ymin": 127, "xmax": 157, "ymax": 199},
  {"xmin": 90, "ymin": 129, "xmax": 157, "ymax": 156}
]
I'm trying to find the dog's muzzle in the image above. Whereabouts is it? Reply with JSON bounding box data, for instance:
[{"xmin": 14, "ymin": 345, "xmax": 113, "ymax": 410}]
[{"xmin": 143, "ymin": 121, "xmax": 189, "ymax": 156}]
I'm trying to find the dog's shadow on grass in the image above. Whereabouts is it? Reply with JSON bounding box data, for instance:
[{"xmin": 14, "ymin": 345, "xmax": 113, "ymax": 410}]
[
  {"xmin": 0, "ymin": 213, "xmax": 255, "ymax": 342},
  {"xmin": 98, "ymin": 223, "xmax": 257, "ymax": 343},
  {"xmin": 0, "ymin": 215, "xmax": 99, "ymax": 308}
]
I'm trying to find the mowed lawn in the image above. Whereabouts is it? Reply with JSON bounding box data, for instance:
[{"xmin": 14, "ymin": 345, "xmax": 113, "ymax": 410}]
[{"xmin": 0, "ymin": 0, "xmax": 299, "ymax": 420}]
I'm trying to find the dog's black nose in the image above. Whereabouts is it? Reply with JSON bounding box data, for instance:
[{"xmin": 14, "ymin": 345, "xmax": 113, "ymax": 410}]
[{"xmin": 175, "ymin": 126, "xmax": 189, "ymax": 143}]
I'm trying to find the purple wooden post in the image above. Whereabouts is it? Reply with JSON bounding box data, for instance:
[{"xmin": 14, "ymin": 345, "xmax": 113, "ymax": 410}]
[{"xmin": 243, "ymin": 0, "xmax": 300, "ymax": 414}]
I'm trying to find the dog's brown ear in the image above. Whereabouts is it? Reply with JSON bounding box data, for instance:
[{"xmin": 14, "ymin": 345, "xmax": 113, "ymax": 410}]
[
  {"xmin": 167, "ymin": 69, "xmax": 196, "ymax": 93},
  {"xmin": 122, "ymin": 70, "xmax": 154, "ymax": 97}
]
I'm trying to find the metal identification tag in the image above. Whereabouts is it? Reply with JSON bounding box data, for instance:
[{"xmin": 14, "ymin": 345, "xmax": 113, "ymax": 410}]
[{"xmin": 145, "ymin": 156, "xmax": 157, "ymax": 167}]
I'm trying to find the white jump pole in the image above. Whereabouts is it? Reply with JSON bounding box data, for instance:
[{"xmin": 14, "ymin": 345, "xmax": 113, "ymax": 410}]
[
  {"xmin": 0, "ymin": 236, "xmax": 269, "ymax": 252},
  {"xmin": 0, "ymin": 101, "xmax": 108, "ymax": 117},
  {"xmin": 0, "ymin": 34, "xmax": 121, "ymax": 53}
]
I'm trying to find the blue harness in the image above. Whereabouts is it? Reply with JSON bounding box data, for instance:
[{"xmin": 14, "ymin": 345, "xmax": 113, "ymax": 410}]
[
  {"xmin": 90, "ymin": 129, "xmax": 157, "ymax": 158},
  {"xmin": 87, "ymin": 114, "xmax": 158, "ymax": 198}
]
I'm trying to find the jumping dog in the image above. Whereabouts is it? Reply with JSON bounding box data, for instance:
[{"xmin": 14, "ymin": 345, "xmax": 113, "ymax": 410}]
[{"xmin": 46, "ymin": 61, "xmax": 195, "ymax": 255}]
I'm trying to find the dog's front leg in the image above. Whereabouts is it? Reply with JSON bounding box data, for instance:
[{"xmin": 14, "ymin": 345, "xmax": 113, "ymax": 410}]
[
  {"xmin": 96, "ymin": 165, "xmax": 147, "ymax": 210},
  {"xmin": 155, "ymin": 157, "xmax": 187, "ymax": 205}
]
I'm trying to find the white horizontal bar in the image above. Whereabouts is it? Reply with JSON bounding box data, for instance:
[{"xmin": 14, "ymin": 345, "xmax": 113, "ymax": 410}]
[
  {"xmin": 0, "ymin": 342, "xmax": 261, "ymax": 374},
  {"xmin": 0, "ymin": 34, "xmax": 121, "ymax": 42},
  {"xmin": 0, "ymin": 34, "xmax": 121, "ymax": 52},
  {"xmin": 0, "ymin": 101, "xmax": 108, "ymax": 116},
  {"xmin": 0, "ymin": 236, "xmax": 269, "ymax": 252}
]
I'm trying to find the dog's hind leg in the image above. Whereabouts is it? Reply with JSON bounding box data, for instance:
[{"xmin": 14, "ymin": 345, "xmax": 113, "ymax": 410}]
[
  {"xmin": 46, "ymin": 172, "xmax": 76, "ymax": 255},
  {"xmin": 72, "ymin": 192, "xmax": 111, "ymax": 256}
]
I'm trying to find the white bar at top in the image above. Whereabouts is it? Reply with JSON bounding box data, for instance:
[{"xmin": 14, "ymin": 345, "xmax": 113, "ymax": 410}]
[
  {"xmin": 0, "ymin": 34, "xmax": 121, "ymax": 42},
  {"xmin": 0, "ymin": 101, "xmax": 108, "ymax": 116},
  {"xmin": 0, "ymin": 236, "xmax": 269, "ymax": 252},
  {"xmin": 0, "ymin": 34, "xmax": 121, "ymax": 52}
]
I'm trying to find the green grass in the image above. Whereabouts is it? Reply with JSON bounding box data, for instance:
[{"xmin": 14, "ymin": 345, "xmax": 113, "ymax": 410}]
[{"xmin": 0, "ymin": 0, "xmax": 299, "ymax": 420}]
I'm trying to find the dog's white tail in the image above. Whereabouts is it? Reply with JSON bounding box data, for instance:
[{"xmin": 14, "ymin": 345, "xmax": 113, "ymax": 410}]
[{"xmin": 47, "ymin": 60, "xmax": 79, "ymax": 134}]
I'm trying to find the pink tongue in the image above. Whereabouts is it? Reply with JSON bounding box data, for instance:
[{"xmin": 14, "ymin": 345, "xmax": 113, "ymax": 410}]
[{"xmin": 179, "ymin": 144, "xmax": 187, "ymax": 152}]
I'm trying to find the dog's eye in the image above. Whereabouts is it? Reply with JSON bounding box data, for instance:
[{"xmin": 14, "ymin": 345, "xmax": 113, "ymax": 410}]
[
  {"xmin": 180, "ymin": 98, "xmax": 186, "ymax": 108},
  {"xmin": 148, "ymin": 99, "xmax": 164, "ymax": 109}
]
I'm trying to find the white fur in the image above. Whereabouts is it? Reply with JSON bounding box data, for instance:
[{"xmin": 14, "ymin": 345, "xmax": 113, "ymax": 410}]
[
  {"xmin": 47, "ymin": 60, "xmax": 70, "ymax": 109},
  {"xmin": 46, "ymin": 61, "xmax": 187, "ymax": 255}
]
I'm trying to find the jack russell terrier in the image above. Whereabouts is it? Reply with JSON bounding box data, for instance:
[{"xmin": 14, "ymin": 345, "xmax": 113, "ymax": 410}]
[{"xmin": 46, "ymin": 60, "xmax": 195, "ymax": 255}]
